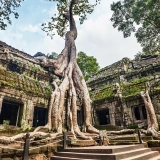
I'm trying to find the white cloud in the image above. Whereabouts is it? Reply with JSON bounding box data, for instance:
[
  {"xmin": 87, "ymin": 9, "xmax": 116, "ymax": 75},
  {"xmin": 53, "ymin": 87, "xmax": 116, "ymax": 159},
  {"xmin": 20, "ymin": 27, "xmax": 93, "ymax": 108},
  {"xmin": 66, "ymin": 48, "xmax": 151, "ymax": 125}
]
[
  {"xmin": 0, "ymin": 0, "xmax": 142, "ymax": 68},
  {"xmin": 74, "ymin": 0, "xmax": 142, "ymax": 67},
  {"xmin": 18, "ymin": 24, "xmax": 41, "ymax": 33}
]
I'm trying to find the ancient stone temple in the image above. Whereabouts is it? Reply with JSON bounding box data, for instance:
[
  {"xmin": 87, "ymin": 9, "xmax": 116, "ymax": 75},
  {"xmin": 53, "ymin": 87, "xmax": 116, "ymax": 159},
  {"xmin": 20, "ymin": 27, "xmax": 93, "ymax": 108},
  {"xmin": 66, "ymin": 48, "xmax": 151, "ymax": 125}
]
[
  {"xmin": 1, "ymin": 40, "xmax": 160, "ymax": 131},
  {"xmin": 88, "ymin": 55, "xmax": 160, "ymax": 128},
  {"xmin": 0, "ymin": 41, "xmax": 53, "ymax": 128}
]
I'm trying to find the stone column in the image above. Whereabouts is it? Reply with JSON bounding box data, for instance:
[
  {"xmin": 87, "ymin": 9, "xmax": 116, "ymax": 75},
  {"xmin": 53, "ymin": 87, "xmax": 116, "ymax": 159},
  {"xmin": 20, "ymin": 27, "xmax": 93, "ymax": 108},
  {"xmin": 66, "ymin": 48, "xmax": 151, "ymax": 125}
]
[
  {"xmin": 22, "ymin": 101, "xmax": 27, "ymax": 124},
  {"xmin": 26, "ymin": 100, "xmax": 34, "ymax": 127},
  {"xmin": 0, "ymin": 96, "xmax": 4, "ymax": 115},
  {"xmin": 93, "ymin": 108, "xmax": 99, "ymax": 126},
  {"xmin": 21, "ymin": 100, "xmax": 34, "ymax": 128},
  {"xmin": 110, "ymin": 102, "xmax": 115, "ymax": 125},
  {"xmin": 139, "ymin": 106, "xmax": 144, "ymax": 120}
]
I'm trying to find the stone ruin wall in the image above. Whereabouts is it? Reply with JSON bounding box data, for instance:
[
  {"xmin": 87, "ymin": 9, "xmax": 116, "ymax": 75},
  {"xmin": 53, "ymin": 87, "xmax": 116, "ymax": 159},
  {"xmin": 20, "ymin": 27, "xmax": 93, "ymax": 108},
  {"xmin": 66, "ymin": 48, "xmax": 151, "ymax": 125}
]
[
  {"xmin": 0, "ymin": 40, "xmax": 85, "ymax": 134},
  {"xmin": 88, "ymin": 55, "xmax": 160, "ymax": 128},
  {"xmin": 0, "ymin": 41, "xmax": 53, "ymax": 129}
]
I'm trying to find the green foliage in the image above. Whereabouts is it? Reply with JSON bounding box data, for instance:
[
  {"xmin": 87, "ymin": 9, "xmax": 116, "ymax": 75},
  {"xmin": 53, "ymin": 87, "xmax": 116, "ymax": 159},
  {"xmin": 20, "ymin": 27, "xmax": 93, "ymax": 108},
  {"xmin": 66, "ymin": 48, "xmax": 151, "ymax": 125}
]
[
  {"xmin": 154, "ymin": 80, "xmax": 160, "ymax": 91},
  {"xmin": 122, "ymin": 77, "xmax": 149, "ymax": 98},
  {"xmin": 93, "ymin": 85, "xmax": 115, "ymax": 101},
  {"xmin": 110, "ymin": 0, "xmax": 160, "ymax": 54},
  {"xmin": 127, "ymin": 124, "xmax": 138, "ymax": 129},
  {"xmin": 93, "ymin": 77, "xmax": 150, "ymax": 101},
  {"xmin": 0, "ymin": 0, "xmax": 24, "ymax": 30},
  {"xmin": 102, "ymin": 84, "xmax": 107, "ymax": 89},
  {"xmin": 134, "ymin": 51, "xmax": 142, "ymax": 61},
  {"xmin": 77, "ymin": 51, "xmax": 100, "ymax": 81},
  {"xmin": 0, "ymin": 68, "xmax": 51, "ymax": 98},
  {"xmin": 42, "ymin": 0, "xmax": 101, "ymax": 38},
  {"xmin": 31, "ymin": 67, "xmax": 40, "ymax": 72},
  {"xmin": 21, "ymin": 119, "xmax": 31, "ymax": 132},
  {"xmin": 47, "ymin": 52, "xmax": 58, "ymax": 59},
  {"xmin": 3, "ymin": 120, "xmax": 10, "ymax": 125}
]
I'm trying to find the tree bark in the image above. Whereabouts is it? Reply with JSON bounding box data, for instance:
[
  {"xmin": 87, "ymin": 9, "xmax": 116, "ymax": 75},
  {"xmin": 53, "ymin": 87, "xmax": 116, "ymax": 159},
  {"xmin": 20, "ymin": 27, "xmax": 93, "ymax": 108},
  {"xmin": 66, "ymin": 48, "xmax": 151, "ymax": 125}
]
[
  {"xmin": 0, "ymin": 0, "xmax": 99, "ymax": 143},
  {"xmin": 34, "ymin": 0, "xmax": 99, "ymax": 139},
  {"xmin": 141, "ymin": 91, "xmax": 159, "ymax": 137}
]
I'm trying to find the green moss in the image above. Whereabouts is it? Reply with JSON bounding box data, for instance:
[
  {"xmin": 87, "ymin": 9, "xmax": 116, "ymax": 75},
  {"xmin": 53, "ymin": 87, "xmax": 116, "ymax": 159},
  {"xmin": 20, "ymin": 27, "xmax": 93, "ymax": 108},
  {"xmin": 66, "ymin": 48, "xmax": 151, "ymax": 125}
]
[
  {"xmin": 148, "ymin": 140, "xmax": 160, "ymax": 147},
  {"xmin": 127, "ymin": 124, "xmax": 138, "ymax": 129},
  {"xmin": 31, "ymin": 66, "xmax": 40, "ymax": 72},
  {"xmin": 0, "ymin": 68, "xmax": 51, "ymax": 98},
  {"xmin": 93, "ymin": 85, "xmax": 114, "ymax": 101},
  {"xmin": 122, "ymin": 77, "xmax": 150, "ymax": 99},
  {"xmin": 92, "ymin": 77, "xmax": 153, "ymax": 102},
  {"xmin": 95, "ymin": 124, "xmax": 120, "ymax": 131}
]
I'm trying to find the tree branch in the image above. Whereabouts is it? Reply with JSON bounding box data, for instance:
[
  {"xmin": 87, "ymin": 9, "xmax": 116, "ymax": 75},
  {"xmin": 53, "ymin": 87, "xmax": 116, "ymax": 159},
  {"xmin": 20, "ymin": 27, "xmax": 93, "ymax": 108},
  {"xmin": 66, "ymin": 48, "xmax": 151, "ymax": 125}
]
[{"xmin": 69, "ymin": 0, "xmax": 78, "ymax": 39}]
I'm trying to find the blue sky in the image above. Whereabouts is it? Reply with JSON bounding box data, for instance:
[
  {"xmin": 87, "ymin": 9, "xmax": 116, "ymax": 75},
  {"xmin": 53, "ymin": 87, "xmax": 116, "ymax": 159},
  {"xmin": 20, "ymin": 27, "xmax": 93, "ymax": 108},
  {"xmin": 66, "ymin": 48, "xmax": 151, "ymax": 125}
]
[{"xmin": 0, "ymin": 0, "xmax": 142, "ymax": 68}]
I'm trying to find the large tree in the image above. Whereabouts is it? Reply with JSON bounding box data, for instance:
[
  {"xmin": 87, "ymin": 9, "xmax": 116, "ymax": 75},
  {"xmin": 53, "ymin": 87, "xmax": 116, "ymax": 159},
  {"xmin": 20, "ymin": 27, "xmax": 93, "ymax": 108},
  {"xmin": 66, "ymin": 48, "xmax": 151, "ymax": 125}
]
[
  {"xmin": 0, "ymin": 0, "xmax": 100, "ymax": 140},
  {"xmin": 77, "ymin": 52, "xmax": 100, "ymax": 81},
  {"xmin": 0, "ymin": 0, "xmax": 23, "ymax": 30},
  {"xmin": 34, "ymin": 0, "xmax": 100, "ymax": 139},
  {"xmin": 110, "ymin": 0, "xmax": 160, "ymax": 54}
]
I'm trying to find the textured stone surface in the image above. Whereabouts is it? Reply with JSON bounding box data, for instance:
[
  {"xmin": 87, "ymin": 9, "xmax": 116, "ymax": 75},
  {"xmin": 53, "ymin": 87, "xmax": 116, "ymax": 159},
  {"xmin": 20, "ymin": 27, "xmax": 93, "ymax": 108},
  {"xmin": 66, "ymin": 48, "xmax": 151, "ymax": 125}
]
[{"xmin": 51, "ymin": 144, "xmax": 160, "ymax": 160}]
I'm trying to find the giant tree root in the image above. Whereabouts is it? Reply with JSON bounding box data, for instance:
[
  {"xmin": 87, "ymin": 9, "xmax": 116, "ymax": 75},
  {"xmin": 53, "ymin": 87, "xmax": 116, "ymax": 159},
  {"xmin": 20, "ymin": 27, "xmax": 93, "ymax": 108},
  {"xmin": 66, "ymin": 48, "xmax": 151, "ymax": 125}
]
[
  {"xmin": 21, "ymin": 0, "xmax": 100, "ymax": 140},
  {"xmin": 106, "ymin": 129, "xmax": 135, "ymax": 135},
  {"xmin": 0, "ymin": 0, "xmax": 101, "ymax": 146},
  {"xmin": 0, "ymin": 132, "xmax": 59, "ymax": 145},
  {"xmin": 141, "ymin": 91, "xmax": 159, "ymax": 138}
]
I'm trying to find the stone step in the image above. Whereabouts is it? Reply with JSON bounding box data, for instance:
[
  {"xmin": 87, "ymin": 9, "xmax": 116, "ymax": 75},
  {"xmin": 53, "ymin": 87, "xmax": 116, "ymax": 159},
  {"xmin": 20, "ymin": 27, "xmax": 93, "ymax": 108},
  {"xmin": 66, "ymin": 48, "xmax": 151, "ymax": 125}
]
[
  {"xmin": 51, "ymin": 156, "xmax": 98, "ymax": 160},
  {"xmin": 68, "ymin": 139, "xmax": 96, "ymax": 147},
  {"xmin": 54, "ymin": 148, "xmax": 151, "ymax": 160},
  {"xmin": 148, "ymin": 155, "xmax": 160, "ymax": 160},
  {"xmin": 51, "ymin": 145, "xmax": 160, "ymax": 160},
  {"xmin": 55, "ymin": 151, "xmax": 114, "ymax": 160},
  {"xmin": 109, "ymin": 140, "xmax": 139, "ymax": 145},
  {"xmin": 115, "ymin": 148, "xmax": 151, "ymax": 160},
  {"xmin": 120, "ymin": 151, "xmax": 159, "ymax": 160},
  {"xmin": 64, "ymin": 144, "xmax": 144, "ymax": 154}
]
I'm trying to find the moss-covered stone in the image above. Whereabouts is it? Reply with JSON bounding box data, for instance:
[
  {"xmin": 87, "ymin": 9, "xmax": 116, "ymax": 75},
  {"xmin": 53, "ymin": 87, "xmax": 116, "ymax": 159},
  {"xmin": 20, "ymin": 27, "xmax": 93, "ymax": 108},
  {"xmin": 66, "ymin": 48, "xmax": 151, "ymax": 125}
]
[
  {"xmin": 0, "ymin": 68, "xmax": 52, "ymax": 98},
  {"xmin": 148, "ymin": 140, "xmax": 160, "ymax": 147}
]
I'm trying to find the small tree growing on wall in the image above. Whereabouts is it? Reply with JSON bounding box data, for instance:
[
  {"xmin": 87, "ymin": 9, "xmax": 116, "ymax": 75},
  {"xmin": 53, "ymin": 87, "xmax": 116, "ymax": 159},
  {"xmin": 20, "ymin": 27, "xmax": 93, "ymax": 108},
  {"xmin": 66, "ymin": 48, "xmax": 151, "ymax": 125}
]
[{"xmin": 141, "ymin": 90, "xmax": 159, "ymax": 137}]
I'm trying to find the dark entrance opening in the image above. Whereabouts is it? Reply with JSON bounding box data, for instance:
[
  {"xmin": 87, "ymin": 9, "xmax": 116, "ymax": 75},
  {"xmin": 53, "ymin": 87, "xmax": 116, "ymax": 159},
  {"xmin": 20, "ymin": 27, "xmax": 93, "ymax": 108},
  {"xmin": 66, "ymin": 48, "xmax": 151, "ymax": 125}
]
[
  {"xmin": 142, "ymin": 105, "xmax": 147, "ymax": 119},
  {"xmin": 134, "ymin": 107, "xmax": 140, "ymax": 120},
  {"xmin": 132, "ymin": 105, "xmax": 147, "ymax": 121},
  {"xmin": 7, "ymin": 62, "xmax": 23, "ymax": 74},
  {"xmin": 97, "ymin": 109, "xmax": 110, "ymax": 125},
  {"xmin": 77, "ymin": 110, "xmax": 83, "ymax": 126},
  {"xmin": 33, "ymin": 107, "xmax": 48, "ymax": 127},
  {"xmin": 0, "ymin": 102, "xmax": 21, "ymax": 126}
]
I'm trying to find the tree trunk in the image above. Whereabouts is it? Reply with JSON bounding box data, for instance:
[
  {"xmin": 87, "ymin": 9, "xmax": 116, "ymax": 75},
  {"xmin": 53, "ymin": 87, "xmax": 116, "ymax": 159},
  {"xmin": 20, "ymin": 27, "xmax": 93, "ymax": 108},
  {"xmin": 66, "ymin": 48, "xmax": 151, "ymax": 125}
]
[
  {"xmin": 34, "ymin": 0, "xmax": 99, "ymax": 139},
  {"xmin": 141, "ymin": 91, "xmax": 159, "ymax": 137},
  {"xmin": 0, "ymin": 0, "xmax": 99, "ymax": 143}
]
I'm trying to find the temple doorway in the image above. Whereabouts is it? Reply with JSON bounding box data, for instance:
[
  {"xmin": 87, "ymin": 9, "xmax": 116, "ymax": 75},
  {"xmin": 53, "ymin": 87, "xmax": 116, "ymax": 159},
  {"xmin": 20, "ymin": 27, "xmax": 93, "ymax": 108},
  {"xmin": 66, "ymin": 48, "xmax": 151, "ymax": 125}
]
[
  {"xmin": 132, "ymin": 105, "xmax": 147, "ymax": 121},
  {"xmin": 77, "ymin": 110, "xmax": 83, "ymax": 126},
  {"xmin": 96, "ymin": 109, "xmax": 110, "ymax": 125},
  {"xmin": 33, "ymin": 107, "xmax": 48, "ymax": 127},
  {"xmin": 0, "ymin": 101, "xmax": 22, "ymax": 126}
]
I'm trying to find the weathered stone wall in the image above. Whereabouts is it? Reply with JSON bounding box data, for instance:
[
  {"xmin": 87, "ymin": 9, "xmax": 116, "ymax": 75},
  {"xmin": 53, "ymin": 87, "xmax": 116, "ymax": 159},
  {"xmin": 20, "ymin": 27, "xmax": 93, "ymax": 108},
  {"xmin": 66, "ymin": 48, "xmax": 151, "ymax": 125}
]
[
  {"xmin": 0, "ymin": 41, "xmax": 53, "ymax": 128},
  {"xmin": 0, "ymin": 142, "xmax": 59, "ymax": 159},
  {"xmin": 88, "ymin": 55, "xmax": 160, "ymax": 128},
  {"xmin": 0, "ymin": 41, "xmax": 51, "ymax": 82}
]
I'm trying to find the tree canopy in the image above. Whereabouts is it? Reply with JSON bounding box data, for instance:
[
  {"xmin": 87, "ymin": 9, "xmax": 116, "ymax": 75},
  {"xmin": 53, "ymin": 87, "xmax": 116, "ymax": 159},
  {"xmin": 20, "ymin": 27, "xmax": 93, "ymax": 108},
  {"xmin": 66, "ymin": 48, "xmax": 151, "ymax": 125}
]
[
  {"xmin": 47, "ymin": 52, "xmax": 58, "ymax": 59},
  {"xmin": 77, "ymin": 51, "xmax": 100, "ymax": 81},
  {"xmin": 0, "ymin": 0, "xmax": 101, "ymax": 37},
  {"xmin": 0, "ymin": 0, "xmax": 23, "ymax": 30},
  {"xmin": 110, "ymin": 0, "xmax": 160, "ymax": 54},
  {"xmin": 42, "ymin": 0, "xmax": 101, "ymax": 38}
]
